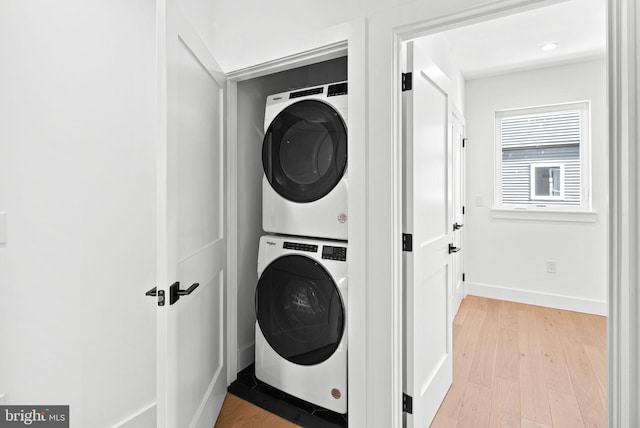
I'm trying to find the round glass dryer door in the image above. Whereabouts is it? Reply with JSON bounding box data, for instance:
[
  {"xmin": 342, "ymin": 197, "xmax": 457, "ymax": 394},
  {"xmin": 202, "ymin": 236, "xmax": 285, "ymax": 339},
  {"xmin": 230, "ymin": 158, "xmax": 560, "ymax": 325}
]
[
  {"xmin": 255, "ymin": 254, "xmax": 345, "ymax": 366},
  {"xmin": 263, "ymin": 100, "xmax": 347, "ymax": 203}
]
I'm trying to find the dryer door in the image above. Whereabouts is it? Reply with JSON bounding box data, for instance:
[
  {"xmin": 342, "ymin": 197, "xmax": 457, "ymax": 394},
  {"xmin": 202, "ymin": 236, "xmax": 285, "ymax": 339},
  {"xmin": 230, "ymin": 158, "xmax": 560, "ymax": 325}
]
[
  {"xmin": 262, "ymin": 100, "xmax": 347, "ymax": 203},
  {"xmin": 255, "ymin": 254, "xmax": 345, "ymax": 366}
]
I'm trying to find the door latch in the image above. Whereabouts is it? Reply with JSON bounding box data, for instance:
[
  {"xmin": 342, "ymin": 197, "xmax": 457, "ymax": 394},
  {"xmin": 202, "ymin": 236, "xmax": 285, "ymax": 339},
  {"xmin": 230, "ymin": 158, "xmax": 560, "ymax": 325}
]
[
  {"xmin": 453, "ymin": 222, "xmax": 464, "ymax": 230},
  {"xmin": 449, "ymin": 243, "xmax": 461, "ymax": 254},
  {"xmin": 145, "ymin": 287, "xmax": 165, "ymax": 306}
]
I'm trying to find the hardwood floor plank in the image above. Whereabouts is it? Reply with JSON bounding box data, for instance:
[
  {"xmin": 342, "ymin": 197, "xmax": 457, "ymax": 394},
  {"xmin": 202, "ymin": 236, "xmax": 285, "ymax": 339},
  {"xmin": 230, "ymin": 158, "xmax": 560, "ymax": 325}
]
[
  {"xmin": 498, "ymin": 300, "xmax": 520, "ymax": 332},
  {"xmin": 454, "ymin": 295, "xmax": 471, "ymax": 326},
  {"xmin": 552, "ymin": 310, "xmax": 606, "ymax": 428},
  {"xmin": 489, "ymin": 377, "xmax": 520, "ymax": 428},
  {"xmin": 214, "ymin": 394, "xmax": 300, "ymax": 428},
  {"xmin": 584, "ymin": 344, "xmax": 607, "ymax": 395},
  {"xmin": 570, "ymin": 311, "xmax": 607, "ymax": 350},
  {"xmin": 457, "ymin": 383, "xmax": 492, "ymax": 428},
  {"xmin": 547, "ymin": 388, "xmax": 585, "ymax": 428},
  {"xmin": 453, "ymin": 308, "xmax": 486, "ymax": 382},
  {"xmin": 494, "ymin": 328, "xmax": 519, "ymax": 382},
  {"xmin": 432, "ymin": 382, "xmax": 469, "ymax": 424},
  {"xmin": 437, "ymin": 307, "xmax": 486, "ymax": 421},
  {"xmin": 520, "ymin": 418, "xmax": 551, "ymax": 428},
  {"xmin": 430, "ymin": 411, "xmax": 459, "ymax": 428},
  {"xmin": 468, "ymin": 298, "xmax": 501, "ymax": 388},
  {"xmin": 533, "ymin": 306, "xmax": 574, "ymax": 395},
  {"xmin": 518, "ymin": 308, "xmax": 552, "ymax": 426}
]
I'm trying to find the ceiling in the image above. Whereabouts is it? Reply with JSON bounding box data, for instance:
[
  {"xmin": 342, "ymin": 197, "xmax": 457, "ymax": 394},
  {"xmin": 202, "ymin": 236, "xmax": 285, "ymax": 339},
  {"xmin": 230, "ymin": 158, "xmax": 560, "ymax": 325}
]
[{"xmin": 439, "ymin": 0, "xmax": 607, "ymax": 80}]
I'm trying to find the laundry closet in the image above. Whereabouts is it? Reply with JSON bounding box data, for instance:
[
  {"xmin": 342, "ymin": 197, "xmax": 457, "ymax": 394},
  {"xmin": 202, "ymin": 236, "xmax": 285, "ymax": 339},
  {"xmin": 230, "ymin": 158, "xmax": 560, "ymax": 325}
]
[{"xmin": 229, "ymin": 55, "xmax": 349, "ymax": 424}]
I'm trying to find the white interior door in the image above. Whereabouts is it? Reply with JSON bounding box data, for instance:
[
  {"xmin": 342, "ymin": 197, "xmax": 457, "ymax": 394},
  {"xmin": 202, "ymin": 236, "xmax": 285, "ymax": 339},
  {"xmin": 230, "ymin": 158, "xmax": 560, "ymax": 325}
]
[
  {"xmin": 156, "ymin": 1, "xmax": 227, "ymax": 427},
  {"xmin": 402, "ymin": 40, "xmax": 453, "ymax": 427},
  {"xmin": 451, "ymin": 113, "xmax": 465, "ymax": 315}
]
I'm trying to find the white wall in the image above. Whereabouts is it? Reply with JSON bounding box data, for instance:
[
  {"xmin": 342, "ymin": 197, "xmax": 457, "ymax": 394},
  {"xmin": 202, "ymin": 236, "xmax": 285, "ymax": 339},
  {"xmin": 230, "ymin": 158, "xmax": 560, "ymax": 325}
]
[
  {"xmin": 0, "ymin": 1, "xmax": 157, "ymax": 426},
  {"xmin": 464, "ymin": 59, "xmax": 608, "ymax": 314},
  {"xmin": 235, "ymin": 58, "xmax": 348, "ymax": 370}
]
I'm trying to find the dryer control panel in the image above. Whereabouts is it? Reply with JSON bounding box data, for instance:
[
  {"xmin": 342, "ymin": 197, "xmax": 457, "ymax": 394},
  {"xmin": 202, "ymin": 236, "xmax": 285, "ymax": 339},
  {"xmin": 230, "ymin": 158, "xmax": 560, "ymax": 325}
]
[
  {"xmin": 283, "ymin": 242, "xmax": 318, "ymax": 253},
  {"xmin": 322, "ymin": 245, "xmax": 347, "ymax": 262}
]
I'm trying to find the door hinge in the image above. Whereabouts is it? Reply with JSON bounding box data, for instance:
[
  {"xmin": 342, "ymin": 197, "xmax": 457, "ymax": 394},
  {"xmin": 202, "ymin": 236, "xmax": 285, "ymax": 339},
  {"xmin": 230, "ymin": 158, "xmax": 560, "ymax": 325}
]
[
  {"xmin": 462, "ymin": 137, "xmax": 467, "ymax": 147},
  {"xmin": 403, "ymin": 393, "xmax": 413, "ymax": 414},
  {"xmin": 402, "ymin": 233, "xmax": 413, "ymax": 252},
  {"xmin": 402, "ymin": 72, "xmax": 413, "ymax": 91},
  {"xmin": 463, "ymin": 273, "xmax": 466, "ymax": 282}
]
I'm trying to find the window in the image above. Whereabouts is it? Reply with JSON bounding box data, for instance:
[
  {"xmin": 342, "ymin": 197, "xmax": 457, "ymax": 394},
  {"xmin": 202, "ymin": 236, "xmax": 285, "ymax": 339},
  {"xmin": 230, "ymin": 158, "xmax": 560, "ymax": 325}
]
[
  {"xmin": 530, "ymin": 164, "xmax": 564, "ymax": 200},
  {"xmin": 495, "ymin": 101, "xmax": 590, "ymax": 211}
]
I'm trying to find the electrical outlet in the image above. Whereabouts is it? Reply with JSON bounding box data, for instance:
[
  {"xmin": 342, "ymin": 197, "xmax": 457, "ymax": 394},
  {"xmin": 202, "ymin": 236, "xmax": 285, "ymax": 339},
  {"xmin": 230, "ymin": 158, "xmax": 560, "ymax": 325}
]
[
  {"xmin": 475, "ymin": 195, "xmax": 484, "ymax": 207},
  {"xmin": 546, "ymin": 260, "xmax": 557, "ymax": 274}
]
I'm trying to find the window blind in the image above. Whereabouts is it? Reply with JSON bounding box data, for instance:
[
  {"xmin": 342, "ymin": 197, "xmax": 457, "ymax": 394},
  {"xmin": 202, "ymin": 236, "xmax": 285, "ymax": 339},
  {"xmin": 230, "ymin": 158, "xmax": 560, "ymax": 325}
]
[{"xmin": 499, "ymin": 108, "xmax": 582, "ymax": 206}]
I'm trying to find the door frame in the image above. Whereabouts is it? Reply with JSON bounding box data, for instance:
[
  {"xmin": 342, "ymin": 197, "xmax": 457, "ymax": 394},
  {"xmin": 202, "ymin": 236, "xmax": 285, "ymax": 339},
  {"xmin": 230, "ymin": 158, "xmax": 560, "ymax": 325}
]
[
  {"xmin": 385, "ymin": 0, "xmax": 635, "ymax": 427},
  {"xmin": 224, "ymin": 16, "xmax": 368, "ymax": 425},
  {"xmin": 450, "ymin": 105, "xmax": 466, "ymax": 317}
]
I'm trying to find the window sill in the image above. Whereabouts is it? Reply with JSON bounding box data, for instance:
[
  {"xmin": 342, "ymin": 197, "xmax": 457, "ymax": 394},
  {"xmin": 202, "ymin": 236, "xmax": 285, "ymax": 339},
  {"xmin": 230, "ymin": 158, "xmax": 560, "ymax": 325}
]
[{"xmin": 491, "ymin": 208, "xmax": 598, "ymax": 223}]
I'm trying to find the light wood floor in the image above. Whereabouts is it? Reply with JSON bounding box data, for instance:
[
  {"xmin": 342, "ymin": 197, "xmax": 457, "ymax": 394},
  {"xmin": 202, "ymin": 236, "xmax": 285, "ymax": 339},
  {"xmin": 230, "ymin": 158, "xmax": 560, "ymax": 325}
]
[
  {"xmin": 214, "ymin": 296, "xmax": 606, "ymax": 428},
  {"xmin": 214, "ymin": 394, "xmax": 300, "ymax": 428},
  {"xmin": 432, "ymin": 296, "xmax": 606, "ymax": 428}
]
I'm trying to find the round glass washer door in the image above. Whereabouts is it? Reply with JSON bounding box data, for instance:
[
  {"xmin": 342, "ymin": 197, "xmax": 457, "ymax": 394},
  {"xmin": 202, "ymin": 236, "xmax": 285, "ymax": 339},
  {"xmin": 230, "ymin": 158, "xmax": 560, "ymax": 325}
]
[
  {"xmin": 255, "ymin": 254, "xmax": 345, "ymax": 366},
  {"xmin": 262, "ymin": 100, "xmax": 347, "ymax": 203}
]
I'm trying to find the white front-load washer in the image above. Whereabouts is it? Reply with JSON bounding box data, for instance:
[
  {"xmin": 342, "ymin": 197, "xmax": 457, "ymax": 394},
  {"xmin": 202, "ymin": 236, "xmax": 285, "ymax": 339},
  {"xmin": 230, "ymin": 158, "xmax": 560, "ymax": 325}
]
[
  {"xmin": 262, "ymin": 81, "xmax": 348, "ymax": 240},
  {"xmin": 255, "ymin": 234, "xmax": 347, "ymax": 413}
]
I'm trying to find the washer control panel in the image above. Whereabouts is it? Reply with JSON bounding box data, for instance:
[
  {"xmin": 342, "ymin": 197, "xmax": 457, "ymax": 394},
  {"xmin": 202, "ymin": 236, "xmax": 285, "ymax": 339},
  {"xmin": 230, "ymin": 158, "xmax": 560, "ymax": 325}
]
[
  {"xmin": 283, "ymin": 242, "xmax": 318, "ymax": 253},
  {"xmin": 322, "ymin": 245, "xmax": 347, "ymax": 261}
]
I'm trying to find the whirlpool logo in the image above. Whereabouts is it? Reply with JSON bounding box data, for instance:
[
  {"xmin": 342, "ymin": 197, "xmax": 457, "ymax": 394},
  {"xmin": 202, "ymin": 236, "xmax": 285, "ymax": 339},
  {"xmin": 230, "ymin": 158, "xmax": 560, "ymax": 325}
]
[{"xmin": 0, "ymin": 406, "xmax": 68, "ymax": 427}]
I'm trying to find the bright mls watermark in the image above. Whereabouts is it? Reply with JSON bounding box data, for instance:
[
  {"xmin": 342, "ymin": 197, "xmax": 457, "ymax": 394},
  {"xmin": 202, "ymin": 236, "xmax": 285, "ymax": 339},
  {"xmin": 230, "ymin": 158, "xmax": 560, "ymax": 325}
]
[{"xmin": 0, "ymin": 406, "xmax": 68, "ymax": 427}]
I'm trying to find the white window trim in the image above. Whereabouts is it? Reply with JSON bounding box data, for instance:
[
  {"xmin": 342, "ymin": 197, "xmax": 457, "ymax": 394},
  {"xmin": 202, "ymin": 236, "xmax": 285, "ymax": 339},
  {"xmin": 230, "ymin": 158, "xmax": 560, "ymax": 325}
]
[
  {"xmin": 491, "ymin": 208, "xmax": 598, "ymax": 223},
  {"xmin": 494, "ymin": 100, "xmax": 592, "ymax": 214}
]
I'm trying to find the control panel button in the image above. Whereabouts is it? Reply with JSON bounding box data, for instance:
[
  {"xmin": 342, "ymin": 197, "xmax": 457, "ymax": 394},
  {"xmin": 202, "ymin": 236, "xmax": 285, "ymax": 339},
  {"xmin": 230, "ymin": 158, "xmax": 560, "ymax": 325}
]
[{"xmin": 322, "ymin": 245, "xmax": 347, "ymax": 261}]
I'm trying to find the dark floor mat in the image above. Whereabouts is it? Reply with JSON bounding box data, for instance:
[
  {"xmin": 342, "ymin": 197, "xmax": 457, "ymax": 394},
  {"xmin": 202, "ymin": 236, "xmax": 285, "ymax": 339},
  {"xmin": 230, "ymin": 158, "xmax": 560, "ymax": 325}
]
[{"xmin": 228, "ymin": 364, "xmax": 348, "ymax": 428}]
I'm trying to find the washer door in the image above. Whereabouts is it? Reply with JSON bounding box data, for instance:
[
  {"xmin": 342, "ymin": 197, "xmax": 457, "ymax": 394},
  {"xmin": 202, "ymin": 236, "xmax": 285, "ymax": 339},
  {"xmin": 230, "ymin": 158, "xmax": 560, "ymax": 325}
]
[
  {"xmin": 263, "ymin": 100, "xmax": 347, "ymax": 203},
  {"xmin": 255, "ymin": 254, "xmax": 345, "ymax": 366}
]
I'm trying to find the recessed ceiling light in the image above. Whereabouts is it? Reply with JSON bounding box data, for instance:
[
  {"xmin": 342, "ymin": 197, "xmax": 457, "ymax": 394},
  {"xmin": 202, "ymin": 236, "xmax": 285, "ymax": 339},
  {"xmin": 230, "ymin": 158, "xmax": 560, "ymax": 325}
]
[{"xmin": 541, "ymin": 43, "xmax": 559, "ymax": 51}]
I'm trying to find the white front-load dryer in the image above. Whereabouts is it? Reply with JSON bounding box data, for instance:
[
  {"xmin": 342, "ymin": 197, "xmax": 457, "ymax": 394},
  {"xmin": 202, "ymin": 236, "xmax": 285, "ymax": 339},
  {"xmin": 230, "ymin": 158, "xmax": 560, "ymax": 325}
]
[
  {"xmin": 262, "ymin": 81, "xmax": 348, "ymax": 240},
  {"xmin": 255, "ymin": 235, "xmax": 347, "ymax": 413}
]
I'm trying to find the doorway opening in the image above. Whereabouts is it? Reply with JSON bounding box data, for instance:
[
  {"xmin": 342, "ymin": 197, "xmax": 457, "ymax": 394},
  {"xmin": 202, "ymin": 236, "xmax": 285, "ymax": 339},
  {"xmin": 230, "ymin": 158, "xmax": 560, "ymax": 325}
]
[{"xmin": 400, "ymin": 0, "xmax": 607, "ymax": 425}]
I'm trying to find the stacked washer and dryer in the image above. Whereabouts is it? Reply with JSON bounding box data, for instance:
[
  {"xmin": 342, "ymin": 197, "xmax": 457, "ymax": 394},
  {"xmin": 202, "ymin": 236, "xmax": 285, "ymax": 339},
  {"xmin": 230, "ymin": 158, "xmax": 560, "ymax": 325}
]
[{"xmin": 254, "ymin": 81, "xmax": 349, "ymax": 414}]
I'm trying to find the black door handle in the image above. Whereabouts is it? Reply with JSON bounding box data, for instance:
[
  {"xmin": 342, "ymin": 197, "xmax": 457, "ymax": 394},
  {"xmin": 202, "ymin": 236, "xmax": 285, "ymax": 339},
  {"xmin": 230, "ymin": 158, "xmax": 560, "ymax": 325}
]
[
  {"xmin": 449, "ymin": 243, "xmax": 461, "ymax": 254},
  {"xmin": 453, "ymin": 222, "xmax": 464, "ymax": 230},
  {"xmin": 169, "ymin": 281, "xmax": 200, "ymax": 305}
]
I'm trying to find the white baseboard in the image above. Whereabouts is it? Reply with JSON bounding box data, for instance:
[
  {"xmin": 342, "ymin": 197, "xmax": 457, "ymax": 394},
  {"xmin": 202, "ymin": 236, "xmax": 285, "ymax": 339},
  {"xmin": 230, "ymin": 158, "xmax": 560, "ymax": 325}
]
[
  {"xmin": 465, "ymin": 282, "xmax": 607, "ymax": 316},
  {"xmin": 238, "ymin": 342, "xmax": 255, "ymax": 371},
  {"xmin": 113, "ymin": 402, "xmax": 156, "ymax": 428}
]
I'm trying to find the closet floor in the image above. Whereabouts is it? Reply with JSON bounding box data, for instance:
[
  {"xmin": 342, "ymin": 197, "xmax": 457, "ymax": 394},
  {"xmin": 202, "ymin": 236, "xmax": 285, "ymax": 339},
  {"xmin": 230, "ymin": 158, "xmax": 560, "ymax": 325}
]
[{"xmin": 225, "ymin": 364, "xmax": 348, "ymax": 428}]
